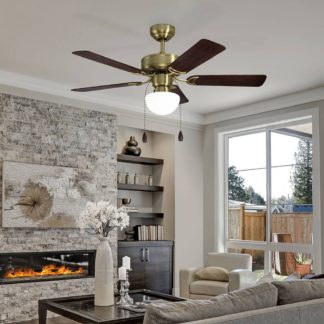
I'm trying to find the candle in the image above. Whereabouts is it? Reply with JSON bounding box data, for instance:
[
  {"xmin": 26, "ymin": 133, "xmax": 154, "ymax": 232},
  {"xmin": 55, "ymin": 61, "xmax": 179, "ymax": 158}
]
[
  {"xmin": 118, "ymin": 266, "xmax": 127, "ymax": 281},
  {"xmin": 122, "ymin": 256, "xmax": 131, "ymax": 270}
]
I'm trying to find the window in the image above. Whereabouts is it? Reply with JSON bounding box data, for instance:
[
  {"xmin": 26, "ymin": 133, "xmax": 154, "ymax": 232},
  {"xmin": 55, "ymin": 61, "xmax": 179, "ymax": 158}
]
[{"xmin": 225, "ymin": 120, "xmax": 313, "ymax": 277}]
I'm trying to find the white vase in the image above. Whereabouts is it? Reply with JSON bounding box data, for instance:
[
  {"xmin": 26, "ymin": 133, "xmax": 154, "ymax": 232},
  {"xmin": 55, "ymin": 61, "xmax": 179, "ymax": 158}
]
[{"xmin": 94, "ymin": 237, "xmax": 114, "ymax": 306}]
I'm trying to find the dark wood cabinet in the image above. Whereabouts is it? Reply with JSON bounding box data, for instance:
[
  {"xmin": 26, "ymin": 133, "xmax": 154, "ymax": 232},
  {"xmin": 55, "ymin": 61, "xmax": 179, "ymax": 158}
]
[{"xmin": 118, "ymin": 241, "xmax": 173, "ymax": 294}]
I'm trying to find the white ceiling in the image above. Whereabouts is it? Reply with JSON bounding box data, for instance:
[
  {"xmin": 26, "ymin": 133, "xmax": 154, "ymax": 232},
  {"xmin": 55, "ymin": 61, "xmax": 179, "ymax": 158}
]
[{"xmin": 1, "ymin": 0, "xmax": 324, "ymax": 118}]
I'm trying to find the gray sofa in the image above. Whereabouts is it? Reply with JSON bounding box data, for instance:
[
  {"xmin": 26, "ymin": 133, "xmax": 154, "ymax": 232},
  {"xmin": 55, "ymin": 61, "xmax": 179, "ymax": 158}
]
[
  {"xmin": 144, "ymin": 279, "xmax": 324, "ymax": 324},
  {"xmin": 188, "ymin": 298, "xmax": 324, "ymax": 323}
]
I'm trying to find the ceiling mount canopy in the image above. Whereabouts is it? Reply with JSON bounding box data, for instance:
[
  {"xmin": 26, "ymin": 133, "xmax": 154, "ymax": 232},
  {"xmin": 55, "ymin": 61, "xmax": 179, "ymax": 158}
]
[{"xmin": 71, "ymin": 23, "xmax": 267, "ymax": 115}]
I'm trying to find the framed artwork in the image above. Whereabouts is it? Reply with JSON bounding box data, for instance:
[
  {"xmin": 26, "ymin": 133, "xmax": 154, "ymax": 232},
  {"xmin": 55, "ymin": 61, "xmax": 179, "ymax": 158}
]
[{"xmin": 2, "ymin": 161, "xmax": 96, "ymax": 228}]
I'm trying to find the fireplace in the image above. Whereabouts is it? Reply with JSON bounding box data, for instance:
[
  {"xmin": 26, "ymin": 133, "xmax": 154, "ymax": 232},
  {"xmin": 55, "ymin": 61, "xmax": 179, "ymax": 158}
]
[{"xmin": 0, "ymin": 250, "xmax": 95, "ymax": 284}]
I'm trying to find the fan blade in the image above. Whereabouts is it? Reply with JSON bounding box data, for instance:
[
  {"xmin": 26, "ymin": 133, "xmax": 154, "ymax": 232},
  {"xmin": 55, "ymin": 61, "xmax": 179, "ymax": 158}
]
[
  {"xmin": 72, "ymin": 51, "xmax": 142, "ymax": 74},
  {"xmin": 169, "ymin": 39, "xmax": 225, "ymax": 73},
  {"xmin": 171, "ymin": 86, "xmax": 189, "ymax": 104},
  {"xmin": 71, "ymin": 82, "xmax": 142, "ymax": 92},
  {"xmin": 187, "ymin": 75, "xmax": 267, "ymax": 87}
]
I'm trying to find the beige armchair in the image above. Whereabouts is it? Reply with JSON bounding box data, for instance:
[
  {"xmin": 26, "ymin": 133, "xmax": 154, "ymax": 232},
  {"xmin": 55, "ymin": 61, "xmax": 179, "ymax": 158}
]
[{"xmin": 179, "ymin": 252, "xmax": 258, "ymax": 299}]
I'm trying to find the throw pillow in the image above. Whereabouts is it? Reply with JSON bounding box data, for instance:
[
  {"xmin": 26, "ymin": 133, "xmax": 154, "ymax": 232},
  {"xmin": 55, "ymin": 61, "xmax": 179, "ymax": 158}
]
[
  {"xmin": 195, "ymin": 266, "xmax": 229, "ymax": 282},
  {"xmin": 283, "ymin": 271, "xmax": 302, "ymax": 281},
  {"xmin": 273, "ymin": 278, "xmax": 324, "ymax": 305},
  {"xmin": 256, "ymin": 272, "xmax": 274, "ymax": 285},
  {"xmin": 143, "ymin": 282, "xmax": 278, "ymax": 324}
]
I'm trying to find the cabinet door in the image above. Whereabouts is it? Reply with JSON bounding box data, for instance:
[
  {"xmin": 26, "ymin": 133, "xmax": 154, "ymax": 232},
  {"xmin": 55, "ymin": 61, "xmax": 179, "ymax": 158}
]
[
  {"xmin": 144, "ymin": 246, "xmax": 172, "ymax": 294},
  {"xmin": 118, "ymin": 246, "xmax": 145, "ymax": 290}
]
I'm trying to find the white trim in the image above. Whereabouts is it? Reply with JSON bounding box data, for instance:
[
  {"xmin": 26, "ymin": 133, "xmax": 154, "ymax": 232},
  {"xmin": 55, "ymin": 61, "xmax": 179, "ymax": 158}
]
[
  {"xmin": 311, "ymin": 108, "xmax": 321, "ymax": 273},
  {"xmin": 204, "ymin": 86, "xmax": 324, "ymax": 125},
  {"xmin": 226, "ymin": 241, "xmax": 313, "ymax": 254},
  {"xmin": 215, "ymin": 128, "xmax": 226, "ymax": 252},
  {"xmin": 265, "ymin": 129, "xmax": 271, "ymax": 273}
]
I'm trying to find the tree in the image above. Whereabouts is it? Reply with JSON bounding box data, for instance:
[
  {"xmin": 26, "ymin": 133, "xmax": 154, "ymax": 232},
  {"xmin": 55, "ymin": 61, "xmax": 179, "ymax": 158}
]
[
  {"xmin": 291, "ymin": 139, "xmax": 312, "ymax": 204},
  {"xmin": 228, "ymin": 166, "xmax": 248, "ymax": 201},
  {"xmin": 245, "ymin": 186, "xmax": 265, "ymax": 205}
]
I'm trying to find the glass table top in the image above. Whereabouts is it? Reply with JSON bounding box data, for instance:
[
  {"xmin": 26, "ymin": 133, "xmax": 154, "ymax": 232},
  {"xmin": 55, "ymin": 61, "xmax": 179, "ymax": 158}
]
[{"xmin": 53, "ymin": 291, "xmax": 176, "ymax": 321}]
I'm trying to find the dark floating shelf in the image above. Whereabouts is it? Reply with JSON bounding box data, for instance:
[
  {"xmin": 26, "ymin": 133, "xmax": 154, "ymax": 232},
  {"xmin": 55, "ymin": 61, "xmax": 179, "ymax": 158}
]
[
  {"xmin": 128, "ymin": 212, "xmax": 164, "ymax": 219},
  {"xmin": 117, "ymin": 154, "xmax": 164, "ymax": 165},
  {"xmin": 117, "ymin": 183, "xmax": 164, "ymax": 192}
]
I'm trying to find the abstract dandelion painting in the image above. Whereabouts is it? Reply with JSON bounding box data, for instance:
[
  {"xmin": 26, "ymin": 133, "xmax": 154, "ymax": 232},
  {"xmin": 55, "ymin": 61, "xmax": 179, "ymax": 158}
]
[{"xmin": 2, "ymin": 161, "xmax": 96, "ymax": 228}]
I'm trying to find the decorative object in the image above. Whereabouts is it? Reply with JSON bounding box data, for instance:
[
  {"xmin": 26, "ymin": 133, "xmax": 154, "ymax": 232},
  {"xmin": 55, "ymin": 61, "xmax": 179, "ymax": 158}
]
[
  {"xmin": 134, "ymin": 173, "xmax": 139, "ymax": 185},
  {"xmin": 124, "ymin": 268, "xmax": 133, "ymax": 304},
  {"xmin": 125, "ymin": 230, "xmax": 135, "ymax": 241},
  {"xmin": 2, "ymin": 161, "xmax": 95, "ymax": 228},
  {"xmin": 118, "ymin": 266, "xmax": 127, "ymax": 280},
  {"xmin": 117, "ymin": 172, "xmax": 121, "ymax": 184},
  {"xmin": 123, "ymin": 136, "xmax": 142, "ymax": 156},
  {"xmin": 122, "ymin": 198, "xmax": 132, "ymax": 206},
  {"xmin": 79, "ymin": 201, "xmax": 129, "ymax": 306},
  {"xmin": 121, "ymin": 256, "xmax": 133, "ymax": 304},
  {"xmin": 117, "ymin": 266, "xmax": 132, "ymax": 305},
  {"xmin": 117, "ymin": 278, "xmax": 127, "ymax": 305},
  {"xmin": 125, "ymin": 172, "xmax": 130, "ymax": 184},
  {"xmin": 122, "ymin": 256, "xmax": 131, "ymax": 270},
  {"xmin": 148, "ymin": 175, "xmax": 153, "ymax": 186},
  {"xmin": 295, "ymin": 253, "xmax": 312, "ymax": 277}
]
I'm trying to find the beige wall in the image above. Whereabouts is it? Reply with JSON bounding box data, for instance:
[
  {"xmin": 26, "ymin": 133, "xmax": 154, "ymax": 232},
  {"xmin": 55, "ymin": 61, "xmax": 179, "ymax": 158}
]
[{"xmin": 174, "ymin": 127, "xmax": 204, "ymax": 294}]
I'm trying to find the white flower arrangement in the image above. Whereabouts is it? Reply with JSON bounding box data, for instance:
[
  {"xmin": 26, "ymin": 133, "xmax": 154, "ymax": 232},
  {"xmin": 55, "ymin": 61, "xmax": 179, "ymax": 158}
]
[{"xmin": 79, "ymin": 201, "xmax": 129, "ymax": 237}]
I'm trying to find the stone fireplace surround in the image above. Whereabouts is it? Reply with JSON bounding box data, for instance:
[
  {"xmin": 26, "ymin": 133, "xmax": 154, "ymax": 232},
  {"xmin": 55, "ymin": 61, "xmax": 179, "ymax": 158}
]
[{"xmin": 0, "ymin": 93, "xmax": 117, "ymax": 323}]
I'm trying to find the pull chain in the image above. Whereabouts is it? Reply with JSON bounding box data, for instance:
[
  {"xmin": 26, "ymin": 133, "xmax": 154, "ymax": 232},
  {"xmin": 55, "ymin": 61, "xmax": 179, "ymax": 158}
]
[
  {"xmin": 142, "ymin": 84, "xmax": 150, "ymax": 143},
  {"xmin": 178, "ymin": 104, "xmax": 183, "ymax": 141}
]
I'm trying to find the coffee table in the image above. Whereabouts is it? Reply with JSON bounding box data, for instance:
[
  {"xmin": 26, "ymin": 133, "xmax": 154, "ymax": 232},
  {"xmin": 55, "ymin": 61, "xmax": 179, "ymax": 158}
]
[{"xmin": 38, "ymin": 290, "xmax": 185, "ymax": 323}]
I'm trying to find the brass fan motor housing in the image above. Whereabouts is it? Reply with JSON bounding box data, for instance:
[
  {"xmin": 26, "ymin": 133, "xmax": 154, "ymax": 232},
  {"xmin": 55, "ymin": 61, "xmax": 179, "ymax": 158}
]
[
  {"xmin": 141, "ymin": 24, "xmax": 178, "ymax": 74},
  {"xmin": 141, "ymin": 53, "xmax": 178, "ymax": 73},
  {"xmin": 150, "ymin": 24, "xmax": 175, "ymax": 42}
]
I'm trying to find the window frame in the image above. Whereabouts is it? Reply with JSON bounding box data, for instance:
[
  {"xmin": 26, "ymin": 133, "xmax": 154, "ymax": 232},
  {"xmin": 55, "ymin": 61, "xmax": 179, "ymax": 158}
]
[{"xmin": 222, "ymin": 115, "xmax": 317, "ymax": 274}]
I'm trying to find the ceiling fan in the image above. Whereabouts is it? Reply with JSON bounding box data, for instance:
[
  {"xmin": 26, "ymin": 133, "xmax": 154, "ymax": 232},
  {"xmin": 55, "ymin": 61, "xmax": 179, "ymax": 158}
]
[{"xmin": 71, "ymin": 24, "xmax": 266, "ymax": 115}]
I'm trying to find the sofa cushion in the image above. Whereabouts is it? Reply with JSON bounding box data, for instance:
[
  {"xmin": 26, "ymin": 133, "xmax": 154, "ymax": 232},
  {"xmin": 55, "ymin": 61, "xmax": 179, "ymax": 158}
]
[
  {"xmin": 190, "ymin": 280, "xmax": 229, "ymax": 296},
  {"xmin": 144, "ymin": 282, "xmax": 278, "ymax": 324},
  {"xmin": 283, "ymin": 272, "xmax": 301, "ymax": 281},
  {"xmin": 195, "ymin": 266, "xmax": 229, "ymax": 282},
  {"xmin": 256, "ymin": 272, "xmax": 274, "ymax": 285},
  {"xmin": 273, "ymin": 279, "xmax": 324, "ymax": 305}
]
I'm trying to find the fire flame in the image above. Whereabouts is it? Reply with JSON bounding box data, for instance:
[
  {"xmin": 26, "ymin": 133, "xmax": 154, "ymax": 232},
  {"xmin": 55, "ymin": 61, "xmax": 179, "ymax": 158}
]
[{"xmin": 4, "ymin": 264, "xmax": 84, "ymax": 279}]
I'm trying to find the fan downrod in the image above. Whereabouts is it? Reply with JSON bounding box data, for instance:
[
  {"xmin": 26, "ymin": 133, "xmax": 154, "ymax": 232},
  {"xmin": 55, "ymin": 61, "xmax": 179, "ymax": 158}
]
[{"xmin": 150, "ymin": 24, "xmax": 175, "ymax": 42}]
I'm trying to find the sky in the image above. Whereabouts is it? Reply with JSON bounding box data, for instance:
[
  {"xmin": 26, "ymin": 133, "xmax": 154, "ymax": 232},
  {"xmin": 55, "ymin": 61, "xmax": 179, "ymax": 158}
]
[{"xmin": 228, "ymin": 130, "xmax": 307, "ymax": 202}]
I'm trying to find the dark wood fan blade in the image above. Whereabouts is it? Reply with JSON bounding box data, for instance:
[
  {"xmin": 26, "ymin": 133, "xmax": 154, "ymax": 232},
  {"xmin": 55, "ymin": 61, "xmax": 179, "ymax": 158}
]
[
  {"xmin": 171, "ymin": 85, "xmax": 189, "ymax": 104},
  {"xmin": 187, "ymin": 75, "xmax": 267, "ymax": 87},
  {"xmin": 72, "ymin": 51, "xmax": 142, "ymax": 74},
  {"xmin": 169, "ymin": 39, "xmax": 225, "ymax": 73},
  {"xmin": 71, "ymin": 82, "xmax": 142, "ymax": 92}
]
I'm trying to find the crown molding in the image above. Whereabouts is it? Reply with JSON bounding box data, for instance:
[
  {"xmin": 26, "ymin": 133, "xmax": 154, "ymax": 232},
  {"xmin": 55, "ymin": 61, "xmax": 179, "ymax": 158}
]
[
  {"xmin": 0, "ymin": 70, "xmax": 204, "ymax": 129},
  {"xmin": 204, "ymin": 86, "xmax": 324, "ymax": 125}
]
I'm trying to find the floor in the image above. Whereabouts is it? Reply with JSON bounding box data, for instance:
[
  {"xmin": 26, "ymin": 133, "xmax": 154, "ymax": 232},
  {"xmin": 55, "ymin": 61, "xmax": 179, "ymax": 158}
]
[{"xmin": 14, "ymin": 317, "xmax": 77, "ymax": 324}]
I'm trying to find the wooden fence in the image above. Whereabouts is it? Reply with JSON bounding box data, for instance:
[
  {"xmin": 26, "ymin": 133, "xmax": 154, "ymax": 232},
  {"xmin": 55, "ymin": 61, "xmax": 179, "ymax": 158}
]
[
  {"xmin": 229, "ymin": 205, "xmax": 312, "ymax": 243},
  {"xmin": 228, "ymin": 205, "xmax": 313, "ymax": 262}
]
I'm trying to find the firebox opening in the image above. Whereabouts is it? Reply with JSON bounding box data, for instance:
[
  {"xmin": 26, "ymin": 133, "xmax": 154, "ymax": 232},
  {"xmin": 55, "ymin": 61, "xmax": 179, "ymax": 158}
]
[{"xmin": 0, "ymin": 250, "xmax": 95, "ymax": 284}]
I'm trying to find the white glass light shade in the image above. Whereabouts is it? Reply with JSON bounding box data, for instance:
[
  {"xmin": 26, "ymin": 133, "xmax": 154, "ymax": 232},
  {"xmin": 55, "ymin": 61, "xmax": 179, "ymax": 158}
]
[{"xmin": 145, "ymin": 92, "xmax": 180, "ymax": 115}]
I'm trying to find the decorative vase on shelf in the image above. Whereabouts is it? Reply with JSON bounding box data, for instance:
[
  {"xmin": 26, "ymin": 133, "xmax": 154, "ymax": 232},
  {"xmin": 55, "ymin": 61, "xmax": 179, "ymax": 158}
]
[
  {"xmin": 95, "ymin": 237, "xmax": 114, "ymax": 306},
  {"xmin": 123, "ymin": 136, "xmax": 142, "ymax": 156}
]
